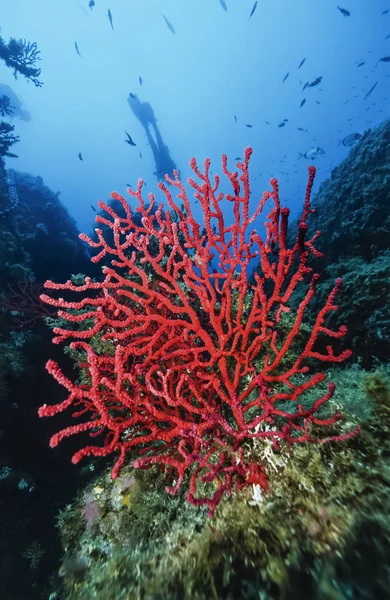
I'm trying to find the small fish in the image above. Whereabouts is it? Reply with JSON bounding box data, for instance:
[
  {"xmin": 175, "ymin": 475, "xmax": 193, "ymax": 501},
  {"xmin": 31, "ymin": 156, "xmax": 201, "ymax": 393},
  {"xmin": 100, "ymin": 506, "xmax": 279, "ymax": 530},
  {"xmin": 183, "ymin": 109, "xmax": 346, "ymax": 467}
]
[
  {"xmin": 108, "ymin": 9, "xmax": 114, "ymax": 30},
  {"xmin": 357, "ymin": 61, "xmax": 365, "ymax": 67},
  {"xmin": 78, "ymin": 152, "xmax": 83, "ymax": 161},
  {"xmin": 234, "ymin": 157, "xmax": 241, "ymax": 160},
  {"xmin": 126, "ymin": 183, "xmax": 132, "ymax": 188},
  {"xmin": 89, "ymin": 0, "xmax": 95, "ymax": 9},
  {"xmin": 139, "ymin": 76, "xmax": 142, "ymax": 86},
  {"xmin": 316, "ymin": 100, "xmax": 320, "ymax": 104},
  {"xmin": 302, "ymin": 82, "xmax": 309, "ymax": 91},
  {"xmin": 90, "ymin": 204, "xmax": 96, "ymax": 212},
  {"xmin": 308, "ymin": 76, "xmax": 322, "ymax": 87},
  {"xmin": 386, "ymin": 34, "xmax": 390, "ymax": 40},
  {"xmin": 249, "ymin": 1, "xmax": 258, "ymax": 19},
  {"xmin": 299, "ymin": 98, "xmax": 306, "ymax": 108},
  {"xmin": 278, "ymin": 121, "xmax": 286, "ymax": 128},
  {"xmin": 297, "ymin": 127, "xmax": 305, "ymax": 131},
  {"xmin": 341, "ymin": 132, "xmax": 362, "ymax": 147},
  {"xmin": 337, "ymin": 6, "xmax": 350, "ymax": 17},
  {"xmin": 219, "ymin": 0, "xmax": 228, "ymax": 11},
  {"xmin": 376, "ymin": 56, "xmax": 390, "ymax": 66},
  {"xmin": 265, "ymin": 121, "xmax": 270, "ymax": 124},
  {"xmin": 234, "ymin": 115, "xmax": 237, "ymax": 122},
  {"xmin": 162, "ymin": 14, "xmax": 175, "ymax": 34},
  {"xmin": 364, "ymin": 81, "xmax": 378, "ymax": 100},
  {"xmin": 129, "ymin": 92, "xmax": 136, "ymax": 99},
  {"xmin": 125, "ymin": 131, "xmax": 136, "ymax": 146},
  {"xmin": 282, "ymin": 72, "xmax": 289, "ymax": 83},
  {"xmin": 298, "ymin": 146, "xmax": 325, "ymax": 160},
  {"xmin": 245, "ymin": 123, "xmax": 253, "ymax": 128},
  {"xmin": 298, "ymin": 58, "xmax": 306, "ymax": 69},
  {"xmin": 75, "ymin": 41, "xmax": 82, "ymax": 57},
  {"xmin": 139, "ymin": 151, "xmax": 142, "ymax": 158},
  {"xmin": 382, "ymin": 10, "xmax": 389, "ymax": 15}
]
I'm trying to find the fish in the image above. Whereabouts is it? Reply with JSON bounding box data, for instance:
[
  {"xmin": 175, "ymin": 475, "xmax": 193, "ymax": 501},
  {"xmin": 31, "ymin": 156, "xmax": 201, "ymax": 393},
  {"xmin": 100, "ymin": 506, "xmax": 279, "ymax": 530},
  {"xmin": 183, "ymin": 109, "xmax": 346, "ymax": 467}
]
[
  {"xmin": 386, "ymin": 34, "xmax": 390, "ymax": 40},
  {"xmin": 376, "ymin": 56, "xmax": 390, "ymax": 65},
  {"xmin": 316, "ymin": 101, "xmax": 320, "ymax": 104},
  {"xmin": 139, "ymin": 151, "xmax": 142, "ymax": 158},
  {"xmin": 308, "ymin": 76, "xmax": 322, "ymax": 87},
  {"xmin": 298, "ymin": 58, "xmax": 306, "ymax": 69},
  {"xmin": 299, "ymin": 98, "xmax": 306, "ymax": 108},
  {"xmin": 282, "ymin": 72, "xmax": 289, "ymax": 83},
  {"xmin": 139, "ymin": 76, "xmax": 142, "ymax": 86},
  {"xmin": 364, "ymin": 81, "xmax": 378, "ymax": 100},
  {"xmin": 382, "ymin": 10, "xmax": 389, "ymax": 14},
  {"xmin": 278, "ymin": 121, "xmax": 286, "ymax": 128},
  {"xmin": 249, "ymin": 1, "xmax": 258, "ymax": 19},
  {"xmin": 234, "ymin": 115, "xmax": 237, "ymax": 122},
  {"xmin": 78, "ymin": 152, "xmax": 83, "ymax": 161},
  {"xmin": 89, "ymin": 0, "xmax": 95, "ymax": 9},
  {"xmin": 75, "ymin": 41, "xmax": 82, "ymax": 57},
  {"xmin": 129, "ymin": 92, "xmax": 136, "ymax": 99},
  {"xmin": 302, "ymin": 82, "xmax": 309, "ymax": 91},
  {"xmin": 337, "ymin": 6, "xmax": 350, "ymax": 17},
  {"xmin": 297, "ymin": 127, "xmax": 305, "ymax": 131},
  {"xmin": 357, "ymin": 61, "xmax": 365, "ymax": 67},
  {"xmin": 90, "ymin": 204, "xmax": 96, "ymax": 212},
  {"xmin": 298, "ymin": 147, "xmax": 325, "ymax": 160},
  {"xmin": 219, "ymin": 0, "xmax": 228, "ymax": 11},
  {"xmin": 108, "ymin": 9, "xmax": 114, "ymax": 30},
  {"xmin": 234, "ymin": 157, "xmax": 241, "ymax": 160},
  {"xmin": 126, "ymin": 183, "xmax": 132, "ymax": 188},
  {"xmin": 125, "ymin": 131, "xmax": 136, "ymax": 146},
  {"xmin": 341, "ymin": 133, "xmax": 362, "ymax": 147},
  {"xmin": 162, "ymin": 14, "xmax": 175, "ymax": 34},
  {"xmin": 245, "ymin": 124, "xmax": 253, "ymax": 128},
  {"xmin": 265, "ymin": 121, "xmax": 270, "ymax": 124}
]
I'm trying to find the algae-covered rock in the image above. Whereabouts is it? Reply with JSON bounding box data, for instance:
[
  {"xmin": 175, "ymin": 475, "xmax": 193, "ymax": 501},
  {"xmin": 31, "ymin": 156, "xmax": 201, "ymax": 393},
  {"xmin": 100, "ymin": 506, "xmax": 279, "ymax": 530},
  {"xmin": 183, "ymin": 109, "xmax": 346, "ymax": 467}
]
[{"xmin": 53, "ymin": 366, "xmax": 390, "ymax": 600}]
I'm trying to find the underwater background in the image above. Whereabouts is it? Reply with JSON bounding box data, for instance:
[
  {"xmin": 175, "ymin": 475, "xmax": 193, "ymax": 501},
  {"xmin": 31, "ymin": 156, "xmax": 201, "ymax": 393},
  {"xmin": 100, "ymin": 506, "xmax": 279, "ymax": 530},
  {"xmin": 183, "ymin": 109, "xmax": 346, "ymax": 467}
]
[{"xmin": 0, "ymin": 1, "xmax": 389, "ymax": 599}]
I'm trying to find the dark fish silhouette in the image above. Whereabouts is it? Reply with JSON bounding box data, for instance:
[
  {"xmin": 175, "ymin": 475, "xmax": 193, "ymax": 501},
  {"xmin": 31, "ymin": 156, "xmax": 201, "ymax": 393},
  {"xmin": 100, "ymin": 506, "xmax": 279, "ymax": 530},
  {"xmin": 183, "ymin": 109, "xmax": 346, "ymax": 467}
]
[
  {"xmin": 75, "ymin": 41, "xmax": 82, "ymax": 57},
  {"xmin": 139, "ymin": 151, "xmax": 142, "ymax": 158},
  {"xmin": 357, "ymin": 61, "xmax": 365, "ymax": 67},
  {"xmin": 278, "ymin": 121, "xmax": 286, "ymax": 128},
  {"xmin": 302, "ymin": 82, "xmax": 309, "ymax": 91},
  {"xmin": 90, "ymin": 204, "xmax": 96, "ymax": 212},
  {"xmin": 234, "ymin": 157, "xmax": 241, "ymax": 160},
  {"xmin": 299, "ymin": 98, "xmax": 306, "ymax": 108},
  {"xmin": 382, "ymin": 9, "xmax": 389, "ymax": 14},
  {"xmin": 282, "ymin": 72, "xmax": 289, "ymax": 83},
  {"xmin": 125, "ymin": 131, "xmax": 136, "ymax": 146},
  {"xmin": 129, "ymin": 92, "xmax": 136, "ymax": 99},
  {"xmin": 139, "ymin": 76, "xmax": 142, "ymax": 86},
  {"xmin": 162, "ymin": 14, "xmax": 175, "ymax": 34},
  {"xmin": 364, "ymin": 81, "xmax": 378, "ymax": 100},
  {"xmin": 78, "ymin": 152, "xmax": 83, "ymax": 161},
  {"xmin": 297, "ymin": 127, "xmax": 305, "ymax": 131},
  {"xmin": 219, "ymin": 0, "xmax": 228, "ymax": 11},
  {"xmin": 298, "ymin": 58, "xmax": 306, "ymax": 69},
  {"xmin": 249, "ymin": 1, "xmax": 258, "ymax": 18},
  {"xmin": 245, "ymin": 123, "xmax": 253, "ymax": 128},
  {"xmin": 234, "ymin": 115, "xmax": 237, "ymax": 122},
  {"xmin": 108, "ymin": 9, "xmax": 114, "ymax": 30},
  {"xmin": 308, "ymin": 76, "xmax": 322, "ymax": 87},
  {"xmin": 89, "ymin": 0, "xmax": 95, "ymax": 9},
  {"xmin": 337, "ymin": 6, "xmax": 350, "ymax": 17},
  {"xmin": 386, "ymin": 34, "xmax": 390, "ymax": 40},
  {"xmin": 376, "ymin": 56, "xmax": 390, "ymax": 66},
  {"xmin": 126, "ymin": 183, "xmax": 132, "ymax": 188}
]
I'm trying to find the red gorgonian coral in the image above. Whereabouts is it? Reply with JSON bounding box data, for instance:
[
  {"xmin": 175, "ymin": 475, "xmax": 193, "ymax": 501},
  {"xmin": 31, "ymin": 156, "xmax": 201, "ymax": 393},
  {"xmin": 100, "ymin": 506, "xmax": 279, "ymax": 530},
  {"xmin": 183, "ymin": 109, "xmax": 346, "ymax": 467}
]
[{"xmin": 39, "ymin": 148, "xmax": 359, "ymax": 515}]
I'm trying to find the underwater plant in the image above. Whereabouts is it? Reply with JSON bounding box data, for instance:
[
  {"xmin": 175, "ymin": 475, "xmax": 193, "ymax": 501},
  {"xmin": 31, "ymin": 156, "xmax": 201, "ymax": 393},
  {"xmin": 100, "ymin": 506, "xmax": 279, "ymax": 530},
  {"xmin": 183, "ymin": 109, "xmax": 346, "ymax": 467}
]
[{"xmin": 39, "ymin": 148, "xmax": 359, "ymax": 515}]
